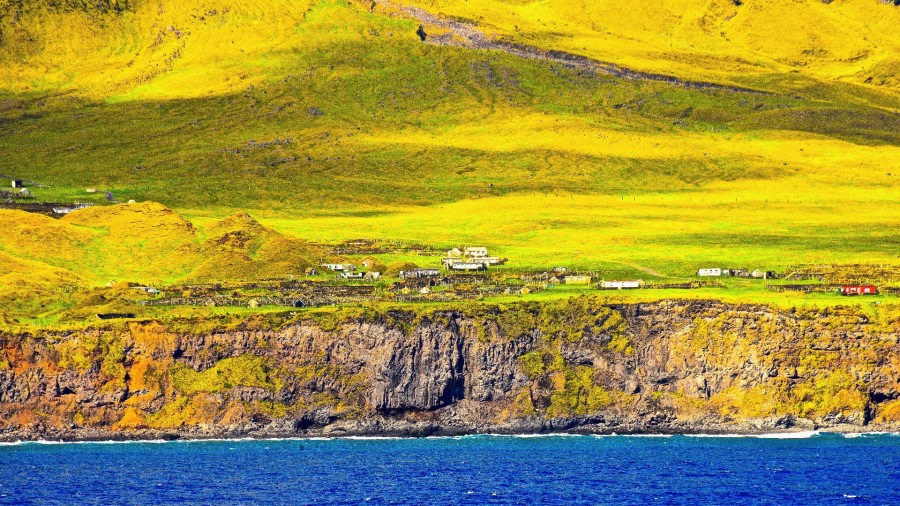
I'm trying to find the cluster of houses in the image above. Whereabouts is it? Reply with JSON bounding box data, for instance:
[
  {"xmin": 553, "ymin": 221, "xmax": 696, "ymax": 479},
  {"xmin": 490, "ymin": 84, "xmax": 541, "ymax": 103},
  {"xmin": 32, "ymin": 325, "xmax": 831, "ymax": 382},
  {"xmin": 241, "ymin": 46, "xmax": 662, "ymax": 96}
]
[
  {"xmin": 441, "ymin": 247, "xmax": 504, "ymax": 271},
  {"xmin": 697, "ymin": 268, "xmax": 776, "ymax": 279},
  {"xmin": 527, "ymin": 270, "xmax": 644, "ymax": 289},
  {"xmin": 554, "ymin": 276, "xmax": 645, "ymax": 289}
]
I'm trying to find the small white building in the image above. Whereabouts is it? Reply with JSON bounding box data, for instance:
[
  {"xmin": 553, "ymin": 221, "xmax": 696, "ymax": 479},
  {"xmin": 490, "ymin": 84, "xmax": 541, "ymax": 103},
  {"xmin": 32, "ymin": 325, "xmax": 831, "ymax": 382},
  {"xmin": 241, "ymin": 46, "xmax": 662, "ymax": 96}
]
[
  {"xmin": 364, "ymin": 271, "xmax": 382, "ymax": 280},
  {"xmin": 447, "ymin": 248, "xmax": 463, "ymax": 258},
  {"xmin": 450, "ymin": 262, "xmax": 486, "ymax": 271},
  {"xmin": 464, "ymin": 246, "xmax": 489, "ymax": 258},
  {"xmin": 340, "ymin": 271, "xmax": 365, "ymax": 279},
  {"xmin": 750, "ymin": 269, "xmax": 775, "ymax": 279},
  {"xmin": 697, "ymin": 268, "xmax": 723, "ymax": 277},
  {"xmin": 400, "ymin": 268, "xmax": 441, "ymax": 279},
  {"xmin": 601, "ymin": 280, "xmax": 643, "ymax": 289},
  {"xmin": 323, "ymin": 263, "xmax": 356, "ymax": 272}
]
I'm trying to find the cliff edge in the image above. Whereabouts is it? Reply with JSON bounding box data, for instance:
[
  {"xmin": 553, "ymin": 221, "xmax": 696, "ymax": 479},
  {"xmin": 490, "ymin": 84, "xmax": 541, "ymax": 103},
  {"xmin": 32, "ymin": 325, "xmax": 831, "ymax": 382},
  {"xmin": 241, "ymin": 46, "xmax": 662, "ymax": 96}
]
[{"xmin": 1, "ymin": 298, "xmax": 898, "ymax": 440}]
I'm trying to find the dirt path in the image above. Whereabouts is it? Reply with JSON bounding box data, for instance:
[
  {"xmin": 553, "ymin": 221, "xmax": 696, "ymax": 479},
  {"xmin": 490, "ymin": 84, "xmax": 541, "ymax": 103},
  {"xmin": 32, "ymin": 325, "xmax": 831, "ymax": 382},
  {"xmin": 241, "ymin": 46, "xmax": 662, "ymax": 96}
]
[
  {"xmin": 618, "ymin": 261, "xmax": 667, "ymax": 278},
  {"xmin": 375, "ymin": 0, "xmax": 771, "ymax": 95}
]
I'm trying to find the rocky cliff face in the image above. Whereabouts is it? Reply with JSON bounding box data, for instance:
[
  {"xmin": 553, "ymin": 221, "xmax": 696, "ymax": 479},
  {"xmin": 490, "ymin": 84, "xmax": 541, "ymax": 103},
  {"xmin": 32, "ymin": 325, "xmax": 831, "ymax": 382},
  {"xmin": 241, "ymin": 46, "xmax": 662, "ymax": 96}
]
[{"xmin": 1, "ymin": 298, "xmax": 898, "ymax": 440}]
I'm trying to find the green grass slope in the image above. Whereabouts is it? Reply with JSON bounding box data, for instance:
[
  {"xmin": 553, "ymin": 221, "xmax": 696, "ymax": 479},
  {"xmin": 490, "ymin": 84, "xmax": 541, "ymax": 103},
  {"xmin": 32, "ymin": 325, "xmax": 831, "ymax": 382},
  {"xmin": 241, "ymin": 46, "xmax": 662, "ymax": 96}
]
[{"xmin": 0, "ymin": 0, "xmax": 896, "ymax": 313}]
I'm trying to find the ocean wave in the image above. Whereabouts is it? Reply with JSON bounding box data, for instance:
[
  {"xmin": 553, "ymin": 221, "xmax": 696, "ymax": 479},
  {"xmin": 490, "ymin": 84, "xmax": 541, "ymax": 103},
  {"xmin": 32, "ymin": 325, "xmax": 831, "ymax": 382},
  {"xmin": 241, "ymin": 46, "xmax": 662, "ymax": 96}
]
[
  {"xmin": 684, "ymin": 431, "xmax": 822, "ymax": 439},
  {"xmin": 753, "ymin": 431, "xmax": 822, "ymax": 439},
  {"xmin": 840, "ymin": 432, "xmax": 900, "ymax": 438},
  {"xmin": 0, "ymin": 439, "xmax": 172, "ymax": 446}
]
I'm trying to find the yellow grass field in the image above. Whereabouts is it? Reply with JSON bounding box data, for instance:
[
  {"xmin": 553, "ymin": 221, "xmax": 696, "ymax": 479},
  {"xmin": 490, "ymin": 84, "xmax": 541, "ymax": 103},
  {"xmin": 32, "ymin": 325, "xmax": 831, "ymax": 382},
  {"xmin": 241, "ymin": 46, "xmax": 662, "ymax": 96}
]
[{"xmin": 0, "ymin": 0, "xmax": 897, "ymax": 326}]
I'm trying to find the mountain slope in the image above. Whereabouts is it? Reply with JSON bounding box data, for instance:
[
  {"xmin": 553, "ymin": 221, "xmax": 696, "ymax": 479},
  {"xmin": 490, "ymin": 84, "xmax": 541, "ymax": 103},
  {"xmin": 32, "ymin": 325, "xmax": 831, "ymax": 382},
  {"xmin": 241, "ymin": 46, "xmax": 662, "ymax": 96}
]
[
  {"xmin": 0, "ymin": 0, "xmax": 897, "ymax": 306},
  {"xmin": 393, "ymin": 0, "xmax": 900, "ymax": 93}
]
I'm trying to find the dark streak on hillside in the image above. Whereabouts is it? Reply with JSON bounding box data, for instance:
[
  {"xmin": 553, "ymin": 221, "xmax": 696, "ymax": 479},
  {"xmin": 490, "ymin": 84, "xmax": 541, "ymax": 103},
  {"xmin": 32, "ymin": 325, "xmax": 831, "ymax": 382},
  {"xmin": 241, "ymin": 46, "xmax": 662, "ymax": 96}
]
[{"xmin": 377, "ymin": 0, "xmax": 774, "ymax": 95}]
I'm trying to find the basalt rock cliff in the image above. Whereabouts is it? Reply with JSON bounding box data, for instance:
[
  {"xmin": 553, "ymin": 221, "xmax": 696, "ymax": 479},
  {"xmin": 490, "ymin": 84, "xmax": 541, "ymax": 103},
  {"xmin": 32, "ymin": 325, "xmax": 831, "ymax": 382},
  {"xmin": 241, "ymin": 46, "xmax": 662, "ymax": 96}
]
[{"xmin": 1, "ymin": 298, "xmax": 898, "ymax": 440}]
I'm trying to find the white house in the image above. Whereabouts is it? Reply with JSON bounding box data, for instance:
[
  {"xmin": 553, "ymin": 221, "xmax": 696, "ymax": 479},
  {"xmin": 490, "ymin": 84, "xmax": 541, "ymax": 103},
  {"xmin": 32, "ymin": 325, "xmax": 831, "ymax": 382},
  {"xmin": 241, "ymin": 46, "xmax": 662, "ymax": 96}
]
[
  {"xmin": 464, "ymin": 246, "xmax": 489, "ymax": 258},
  {"xmin": 601, "ymin": 280, "xmax": 643, "ymax": 289},
  {"xmin": 400, "ymin": 268, "xmax": 441, "ymax": 279},
  {"xmin": 449, "ymin": 262, "xmax": 486, "ymax": 271},
  {"xmin": 697, "ymin": 268, "xmax": 723, "ymax": 277},
  {"xmin": 447, "ymin": 248, "xmax": 463, "ymax": 258},
  {"xmin": 323, "ymin": 263, "xmax": 356, "ymax": 272},
  {"xmin": 340, "ymin": 271, "xmax": 365, "ymax": 279}
]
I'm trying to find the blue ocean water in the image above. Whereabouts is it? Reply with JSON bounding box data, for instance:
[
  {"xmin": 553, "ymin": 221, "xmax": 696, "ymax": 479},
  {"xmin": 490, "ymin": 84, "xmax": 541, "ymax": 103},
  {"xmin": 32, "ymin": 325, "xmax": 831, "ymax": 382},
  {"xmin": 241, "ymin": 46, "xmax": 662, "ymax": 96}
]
[{"xmin": 1, "ymin": 433, "xmax": 899, "ymax": 504}]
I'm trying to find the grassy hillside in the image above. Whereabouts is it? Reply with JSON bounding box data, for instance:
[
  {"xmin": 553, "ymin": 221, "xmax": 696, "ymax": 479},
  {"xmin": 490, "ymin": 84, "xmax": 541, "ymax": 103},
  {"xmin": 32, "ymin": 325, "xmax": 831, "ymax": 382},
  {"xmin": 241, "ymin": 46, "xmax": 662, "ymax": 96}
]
[
  {"xmin": 0, "ymin": 203, "xmax": 322, "ymax": 322},
  {"xmin": 398, "ymin": 0, "xmax": 900, "ymax": 93},
  {"xmin": 0, "ymin": 0, "xmax": 897, "ymax": 324}
]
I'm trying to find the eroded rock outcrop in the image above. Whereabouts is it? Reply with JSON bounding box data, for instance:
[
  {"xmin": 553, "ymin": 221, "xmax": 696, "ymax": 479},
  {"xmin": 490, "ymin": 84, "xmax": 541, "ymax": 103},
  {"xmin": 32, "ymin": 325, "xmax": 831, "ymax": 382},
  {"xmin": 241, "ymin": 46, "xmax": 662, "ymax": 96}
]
[{"xmin": 0, "ymin": 298, "xmax": 898, "ymax": 440}]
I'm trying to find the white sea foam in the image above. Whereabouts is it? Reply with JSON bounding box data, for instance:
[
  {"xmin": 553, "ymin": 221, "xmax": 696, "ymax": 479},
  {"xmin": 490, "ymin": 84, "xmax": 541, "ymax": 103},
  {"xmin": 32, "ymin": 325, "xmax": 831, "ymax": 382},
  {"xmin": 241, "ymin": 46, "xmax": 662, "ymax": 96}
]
[
  {"xmin": 0, "ymin": 439, "xmax": 172, "ymax": 446},
  {"xmin": 612, "ymin": 433, "xmax": 674, "ymax": 438},
  {"xmin": 841, "ymin": 432, "xmax": 900, "ymax": 438},
  {"xmin": 685, "ymin": 431, "xmax": 823, "ymax": 439},
  {"xmin": 753, "ymin": 431, "xmax": 821, "ymax": 439},
  {"xmin": 682, "ymin": 434, "xmax": 750, "ymax": 438},
  {"xmin": 3, "ymin": 430, "xmax": 897, "ymax": 445}
]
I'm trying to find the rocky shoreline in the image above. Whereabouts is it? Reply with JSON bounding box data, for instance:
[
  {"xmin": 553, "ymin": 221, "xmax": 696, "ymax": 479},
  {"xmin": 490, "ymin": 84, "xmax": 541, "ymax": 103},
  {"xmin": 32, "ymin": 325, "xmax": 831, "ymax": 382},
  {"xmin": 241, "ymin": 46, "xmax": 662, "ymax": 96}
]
[
  {"xmin": 3, "ymin": 419, "xmax": 897, "ymax": 444},
  {"xmin": 2, "ymin": 298, "xmax": 898, "ymax": 442}
]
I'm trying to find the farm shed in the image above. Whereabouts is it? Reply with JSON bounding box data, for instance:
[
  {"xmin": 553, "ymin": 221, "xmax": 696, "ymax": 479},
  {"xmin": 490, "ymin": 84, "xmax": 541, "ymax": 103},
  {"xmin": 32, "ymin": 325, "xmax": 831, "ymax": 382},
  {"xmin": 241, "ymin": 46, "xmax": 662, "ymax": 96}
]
[{"xmin": 751, "ymin": 269, "xmax": 777, "ymax": 279}]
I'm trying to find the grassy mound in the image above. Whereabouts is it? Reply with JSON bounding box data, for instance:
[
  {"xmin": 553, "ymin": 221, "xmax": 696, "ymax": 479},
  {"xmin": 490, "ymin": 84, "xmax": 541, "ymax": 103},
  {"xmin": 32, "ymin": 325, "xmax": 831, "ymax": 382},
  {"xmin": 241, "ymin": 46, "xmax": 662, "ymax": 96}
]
[{"xmin": 0, "ymin": 203, "xmax": 322, "ymax": 324}]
